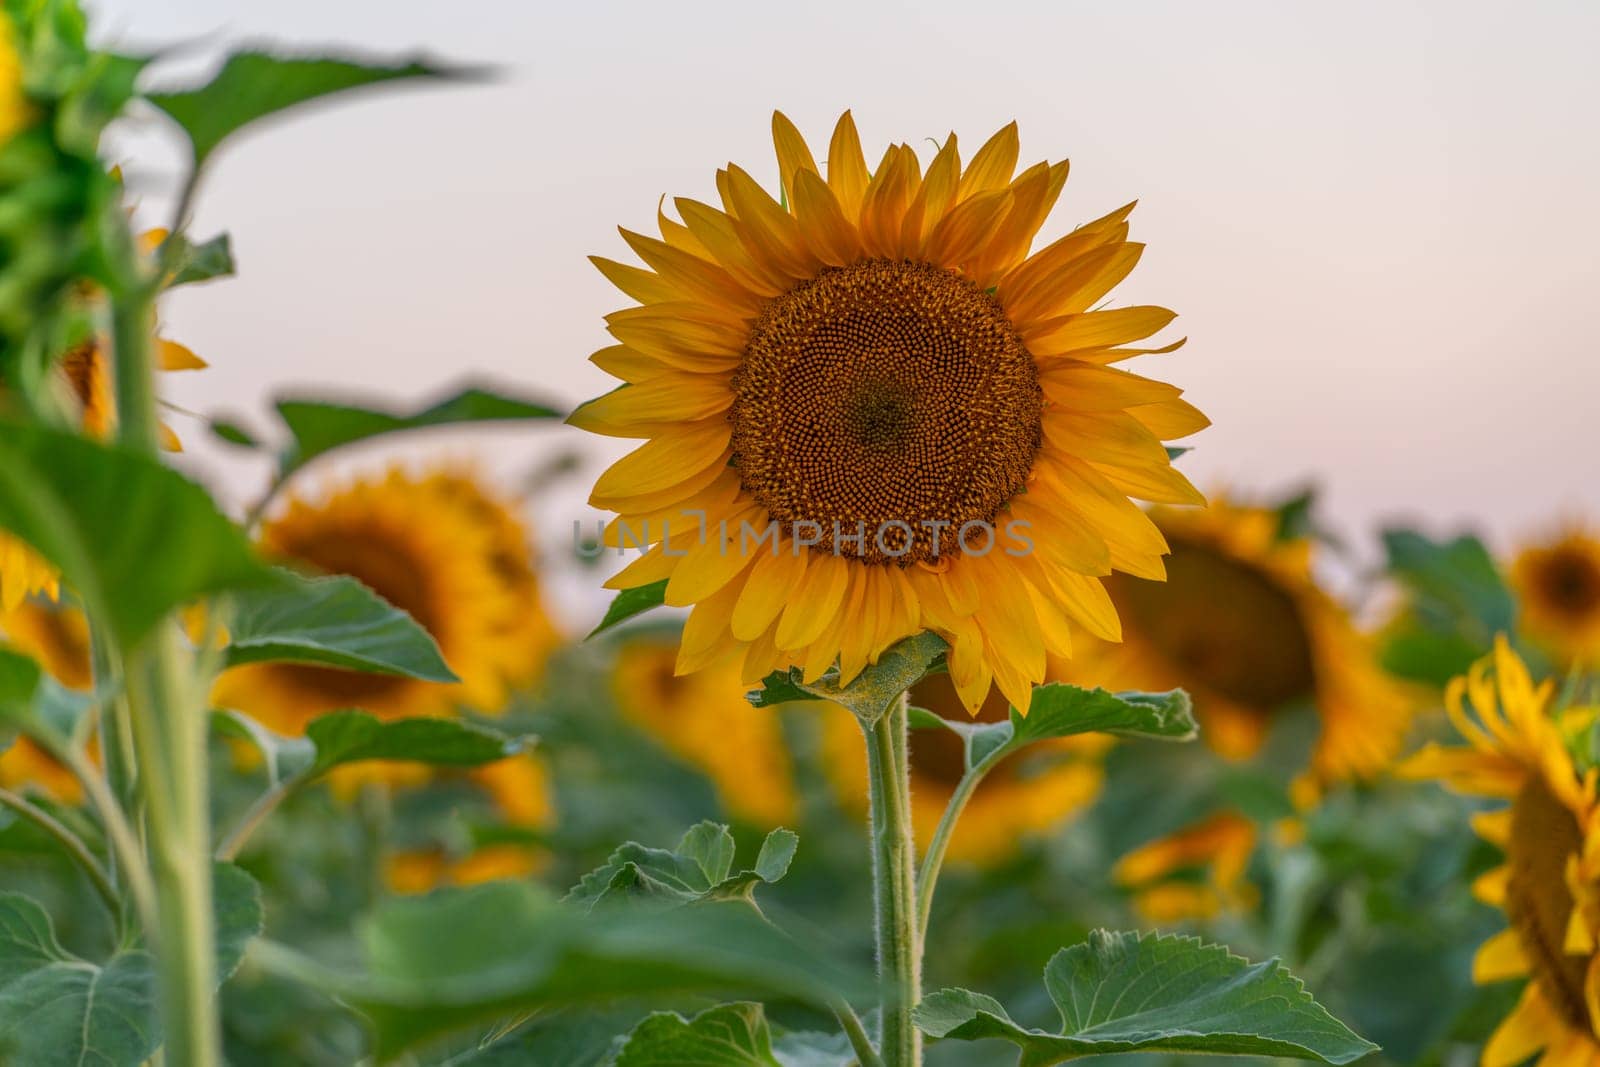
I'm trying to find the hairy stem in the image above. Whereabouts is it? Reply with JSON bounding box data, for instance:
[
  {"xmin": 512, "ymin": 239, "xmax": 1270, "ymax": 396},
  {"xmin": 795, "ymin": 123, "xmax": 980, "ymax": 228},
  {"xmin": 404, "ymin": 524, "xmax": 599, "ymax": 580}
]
[
  {"xmin": 863, "ymin": 694, "xmax": 921, "ymax": 1066},
  {"xmin": 0, "ymin": 786, "xmax": 119, "ymax": 916},
  {"xmin": 915, "ymin": 745, "xmax": 1006, "ymax": 944}
]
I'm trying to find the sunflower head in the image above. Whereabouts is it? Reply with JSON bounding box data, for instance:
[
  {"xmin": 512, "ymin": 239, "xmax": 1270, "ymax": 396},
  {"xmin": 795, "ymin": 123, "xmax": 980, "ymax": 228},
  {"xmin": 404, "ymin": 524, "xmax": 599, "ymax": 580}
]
[
  {"xmin": 1512, "ymin": 523, "xmax": 1600, "ymax": 668},
  {"xmin": 575, "ymin": 111, "xmax": 1208, "ymax": 715},
  {"xmin": 1403, "ymin": 638, "xmax": 1600, "ymax": 1064},
  {"xmin": 612, "ymin": 634, "xmax": 798, "ymax": 827},
  {"xmin": 822, "ymin": 671, "xmax": 1107, "ymax": 865},
  {"xmin": 1057, "ymin": 494, "xmax": 1413, "ymax": 785},
  {"xmin": 212, "ymin": 466, "xmax": 548, "ymax": 733}
]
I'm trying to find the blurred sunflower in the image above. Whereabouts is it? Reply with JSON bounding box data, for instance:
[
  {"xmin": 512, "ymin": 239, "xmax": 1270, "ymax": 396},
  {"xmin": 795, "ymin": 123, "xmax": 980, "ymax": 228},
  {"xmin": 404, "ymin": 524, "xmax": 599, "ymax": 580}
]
[
  {"xmin": 213, "ymin": 467, "xmax": 553, "ymax": 734},
  {"xmin": 821, "ymin": 671, "xmax": 1106, "ymax": 864},
  {"xmin": 56, "ymin": 328, "xmax": 206, "ymax": 450},
  {"xmin": 0, "ymin": 600, "xmax": 92, "ymax": 803},
  {"xmin": 0, "ymin": 9, "xmax": 27, "ymax": 145},
  {"xmin": 385, "ymin": 750, "xmax": 553, "ymax": 894},
  {"xmin": 1402, "ymin": 638, "xmax": 1600, "ymax": 1067},
  {"xmin": 572, "ymin": 111, "xmax": 1206, "ymax": 715},
  {"xmin": 0, "ymin": 536, "xmax": 57, "ymax": 612},
  {"xmin": 612, "ymin": 634, "xmax": 797, "ymax": 827},
  {"xmin": 1111, "ymin": 811, "xmax": 1258, "ymax": 924},
  {"xmin": 1059, "ymin": 495, "xmax": 1411, "ymax": 787},
  {"xmin": 1512, "ymin": 524, "xmax": 1600, "ymax": 669}
]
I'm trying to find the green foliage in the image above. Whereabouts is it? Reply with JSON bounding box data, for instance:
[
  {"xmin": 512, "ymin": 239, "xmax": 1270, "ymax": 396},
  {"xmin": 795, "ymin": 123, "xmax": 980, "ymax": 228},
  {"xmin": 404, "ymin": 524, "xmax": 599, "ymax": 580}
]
[
  {"xmin": 222, "ymin": 568, "xmax": 458, "ymax": 681},
  {"xmin": 0, "ymin": 425, "xmax": 272, "ymax": 647},
  {"xmin": 748, "ymin": 630, "xmax": 948, "ymax": 724},
  {"xmin": 0, "ymin": 647, "xmax": 93, "ymax": 745},
  {"xmin": 590, "ymin": 578, "xmax": 669, "ymax": 637},
  {"xmin": 916, "ymin": 684, "xmax": 1196, "ymax": 772},
  {"xmin": 161, "ymin": 231, "xmax": 236, "ymax": 287},
  {"xmin": 1383, "ymin": 528, "xmax": 1514, "ymax": 635},
  {"xmin": 274, "ymin": 384, "xmax": 562, "ymax": 476},
  {"xmin": 255, "ymin": 880, "xmax": 865, "ymax": 1062},
  {"xmin": 567, "ymin": 822, "xmax": 798, "ymax": 910},
  {"xmin": 916, "ymin": 930, "xmax": 1377, "ymax": 1065},
  {"xmin": 0, "ymin": 892, "xmax": 157, "ymax": 1067},
  {"xmin": 612, "ymin": 1002, "xmax": 779, "ymax": 1066},
  {"xmin": 0, "ymin": 865, "xmax": 260, "ymax": 1066},
  {"xmin": 302, "ymin": 710, "xmax": 524, "ymax": 777},
  {"xmin": 149, "ymin": 51, "xmax": 466, "ymax": 164}
]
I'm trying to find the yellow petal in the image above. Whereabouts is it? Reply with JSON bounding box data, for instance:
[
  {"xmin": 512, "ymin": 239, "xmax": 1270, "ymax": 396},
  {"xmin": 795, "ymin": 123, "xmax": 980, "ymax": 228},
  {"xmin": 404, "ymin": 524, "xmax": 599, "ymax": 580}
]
[
  {"xmin": 957, "ymin": 121, "xmax": 1019, "ymax": 199},
  {"xmin": 923, "ymin": 189, "xmax": 1012, "ymax": 269},
  {"xmin": 1028, "ymin": 306, "xmax": 1178, "ymax": 356},
  {"xmin": 791, "ymin": 168, "xmax": 861, "ymax": 267},
  {"xmin": 731, "ymin": 545, "xmax": 808, "ymax": 641},
  {"xmin": 590, "ymin": 421, "xmax": 731, "ymax": 502},
  {"xmin": 1472, "ymin": 927, "xmax": 1530, "ymax": 983},
  {"xmin": 1472, "ymin": 865, "xmax": 1509, "ymax": 906},
  {"xmin": 1482, "ymin": 981, "xmax": 1559, "ymax": 1067},
  {"xmin": 776, "ymin": 551, "xmax": 848, "ymax": 650},
  {"xmin": 156, "ymin": 338, "xmax": 206, "ymax": 370},
  {"xmin": 771, "ymin": 110, "xmax": 821, "ymax": 201},
  {"xmin": 568, "ymin": 374, "xmax": 733, "ymax": 437},
  {"xmin": 826, "ymin": 111, "xmax": 870, "ymax": 221},
  {"xmin": 720, "ymin": 164, "xmax": 817, "ymax": 280},
  {"xmin": 591, "ymin": 254, "xmax": 684, "ymax": 306}
]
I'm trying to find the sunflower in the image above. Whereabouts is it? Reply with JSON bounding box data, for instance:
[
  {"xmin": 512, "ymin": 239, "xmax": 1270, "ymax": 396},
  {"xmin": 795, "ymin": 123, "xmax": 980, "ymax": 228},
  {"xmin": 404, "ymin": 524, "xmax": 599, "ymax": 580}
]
[
  {"xmin": 384, "ymin": 751, "xmax": 552, "ymax": 894},
  {"xmin": 1402, "ymin": 638, "xmax": 1600, "ymax": 1067},
  {"xmin": 0, "ymin": 600, "xmax": 92, "ymax": 803},
  {"xmin": 0, "ymin": 535, "xmax": 57, "ymax": 612},
  {"xmin": 1111, "ymin": 811, "xmax": 1259, "ymax": 924},
  {"xmin": 821, "ymin": 670, "xmax": 1107, "ymax": 864},
  {"xmin": 1512, "ymin": 523, "xmax": 1600, "ymax": 670},
  {"xmin": 213, "ymin": 466, "xmax": 550, "ymax": 734},
  {"xmin": 0, "ymin": 9, "xmax": 27, "ymax": 146},
  {"xmin": 572, "ymin": 111, "xmax": 1207, "ymax": 715},
  {"xmin": 56, "ymin": 328, "xmax": 206, "ymax": 450},
  {"xmin": 1056, "ymin": 494, "xmax": 1411, "ymax": 786},
  {"xmin": 612, "ymin": 633, "xmax": 797, "ymax": 827}
]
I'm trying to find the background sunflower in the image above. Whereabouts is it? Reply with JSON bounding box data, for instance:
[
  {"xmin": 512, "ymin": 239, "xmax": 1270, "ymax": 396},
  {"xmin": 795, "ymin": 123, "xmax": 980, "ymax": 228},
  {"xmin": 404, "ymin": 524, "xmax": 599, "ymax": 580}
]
[{"xmin": 1512, "ymin": 523, "xmax": 1600, "ymax": 670}]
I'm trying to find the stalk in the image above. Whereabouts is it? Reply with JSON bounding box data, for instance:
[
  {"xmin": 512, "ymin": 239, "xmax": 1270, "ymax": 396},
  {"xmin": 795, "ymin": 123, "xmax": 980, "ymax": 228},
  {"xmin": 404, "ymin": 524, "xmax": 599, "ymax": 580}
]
[
  {"xmin": 110, "ymin": 265, "xmax": 221, "ymax": 1066},
  {"xmin": 862, "ymin": 692, "xmax": 921, "ymax": 1066}
]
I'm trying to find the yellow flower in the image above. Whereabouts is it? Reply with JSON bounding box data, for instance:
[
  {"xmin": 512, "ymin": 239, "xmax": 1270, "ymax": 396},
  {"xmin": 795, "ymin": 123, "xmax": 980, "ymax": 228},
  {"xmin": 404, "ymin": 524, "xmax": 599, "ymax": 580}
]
[
  {"xmin": 1512, "ymin": 523, "xmax": 1600, "ymax": 669},
  {"xmin": 1112, "ymin": 811, "xmax": 1259, "ymax": 924},
  {"xmin": 612, "ymin": 634, "xmax": 797, "ymax": 827},
  {"xmin": 0, "ymin": 10, "xmax": 28, "ymax": 146},
  {"xmin": 213, "ymin": 466, "xmax": 552, "ymax": 734},
  {"xmin": 56, "ymin": 324, "xmax": 207, "ymax": 451},
  {"xmin": 1058, "ymin": 494, "xmax": 1412, "ymax": 786},
  {"xmin": 0, "ymin": 601, "xmax": 93, "ymax": 803},
  {"xmin": 0, "ymin": 534, "xmax": 57, "ymax": 612},
  {"xmin": 572, "ymin": 111, "xmax": 1207, "ymax": 715},
  {"xmin": 821, "ymin": 671, "xmax": 1107, "ymax": 865},
  {"xmin": 1402, "ymin": 638, "xmax": 1600, "ymax": 1067}
]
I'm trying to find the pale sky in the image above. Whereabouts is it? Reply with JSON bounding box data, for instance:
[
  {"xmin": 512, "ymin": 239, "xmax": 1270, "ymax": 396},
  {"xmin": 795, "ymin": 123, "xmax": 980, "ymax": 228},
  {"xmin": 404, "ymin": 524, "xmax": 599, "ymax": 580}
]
[{"xmin": 87, "ymin": 0, "xmax": 1600, "ymax": 625}]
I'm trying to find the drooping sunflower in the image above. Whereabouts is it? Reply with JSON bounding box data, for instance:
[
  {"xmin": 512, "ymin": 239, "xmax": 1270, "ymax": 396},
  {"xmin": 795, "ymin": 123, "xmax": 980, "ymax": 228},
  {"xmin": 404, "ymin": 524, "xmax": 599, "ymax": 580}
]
[
  {"xmin": 1512, "ymin": 523, "xmax": 1600, "ymax": 670},
  {"xmin": 612, "ymin": 633, "xmax": 797, "ymax": 827},
  {"xmin": 572, "ymin": 112, "xmax": 1207, "ymax": 715},
  {"xmin": 213, "ymin": 466, "xmax": 553, "ymax": 734},
  {"xmin": 821, "ymin": 671, "xmax": 1107, "ymax": 864},
  {"xmin": 1111, "ymin": 811, "xmax": 1259, "ymax": 924},
  {"xmin": 1402, "ymin": 638, "xmax": 1600, "ymax": 1067},
  {"xmin": 1056, "ymin": 494, "xmax": 1412, "ymax": 786}
]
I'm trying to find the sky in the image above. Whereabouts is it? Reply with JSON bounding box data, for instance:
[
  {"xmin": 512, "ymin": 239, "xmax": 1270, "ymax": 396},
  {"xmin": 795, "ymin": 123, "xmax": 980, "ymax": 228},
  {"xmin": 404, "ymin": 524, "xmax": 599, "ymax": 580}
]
[{"xmin": 87, "ymin": 0, "xmax": 1600, "ymax": 626}]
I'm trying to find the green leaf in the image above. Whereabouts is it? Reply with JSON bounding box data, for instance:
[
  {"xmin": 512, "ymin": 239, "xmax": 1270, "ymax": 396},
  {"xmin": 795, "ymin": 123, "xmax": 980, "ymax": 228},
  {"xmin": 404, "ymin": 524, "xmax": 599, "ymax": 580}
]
[
  {"xmin": 208, "ymin": 417, "xmax": 260, "ymax": 448},
  {"xmin": 1379, "ymin": 623, "xmax": 1484, "ymax": 686},
  {"xmin": 149, "ymin": 51, "xmax": 467, "ymax": 164},
  {"xmin": 0, "ymin": 893, "xmax": 157, "ymax": 1067},
  {"xmin": 613, "ymin": 1002, "xmax": 779, "ymax": 1066},
  {"xmin": 915, "ymin": 930, "xmax": 1377, "ymax": 1065},
  {"xmin": 161, "ymin": 231, "xmax": 235, "ymax": 287},
  {"xmin": 213, "ymin": 862, "xmax": 265, "ymax": 982},
  {"xmin": 255, "ymin": 881, "xmax": 865, "ymax": 1062},
  {"xmin": 589, "ymin": 579, "xmax": 669, "ymax": 638},
  {"xmin": 0, "ymin": 424, "xmax": 273, "ymax": 647},
  {"xmin": 934, "ymin": 684, "xmax": 1196, "ymax": 771},
  {"xmin": 566, "ymin": 823, "xmax": 798, "ymax": 911},
  {"xmin": 211, "ymin": 709, "xmax": 315, "ymax": 784},
  {"xmin": 1382, "ymin": 528, "xmax": 1514, "ymax": 635},
  {"xmin": 222, "ymin": 568, "xmax": 457, "ymax": 681},
  {"xmin": 0, "ymin": 648, "xmax": 94, "ymax": 745},
  {"xmin": 302, "ymin": 710, "xmax": 523, "ymax": 778},
  {"xmin": 275, "ymin": 384, "xmax": 562, "ymax": 476},
  {"xmin": 747, "ymin": 631, "xmax": 947, "ymax": 724}
]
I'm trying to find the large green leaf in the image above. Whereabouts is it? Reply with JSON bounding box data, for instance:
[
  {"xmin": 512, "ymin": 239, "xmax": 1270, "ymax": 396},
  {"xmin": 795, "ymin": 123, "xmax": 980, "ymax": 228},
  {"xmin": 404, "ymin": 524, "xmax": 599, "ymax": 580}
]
[
  {"xmin": 0, "ymin": 893, "xmax": 157, "ymax": 1066},
  {"xmin": 214, "ymin": 862, "xmax": 265, "ymax": 982},
  {"xmin": 1382, "ymin": 528, "xmax": 1513, "ymax": 635},
  {"xmin": 303, "ymin": 710, "xmax": 524, "ymax": 777},
  {"xmin": 0, "ymin": 425, "xmax": 273, "ymax": 647},
  {"xmin": 589, "ymin": 579, "xmax": 669, "ymax": 638},
  {"xmin": 275, "ymin": 384, "xmax": 562, "ymax": 476},
  {"xmin": 566, "ymin": 822, "xmax": 798, "ymax": 911},
  {"xmin": 149, "ymin": 51, "xmax": 464, "ymax": 164},
  {"xmin": 613, "ymin": 1003, "xmax": 778, "ymax": 1066},
  {"xmin": 222, "ymin": 568, "xmax": 457, "ymax": 681},
  {"xmin": 256, "ymin": 881, "xmax": 866, "ymax": 1062},
  {"xmin": 915, "ymin": 930, "xmax": 1377, "ymax": 1065},
  {"xmin": 914, "ymin": 683, "xmax": 1195, "ymax": 772},
  {"xmin": 747, "ymin": 631, "xmax": 947, "ymax": 724}
]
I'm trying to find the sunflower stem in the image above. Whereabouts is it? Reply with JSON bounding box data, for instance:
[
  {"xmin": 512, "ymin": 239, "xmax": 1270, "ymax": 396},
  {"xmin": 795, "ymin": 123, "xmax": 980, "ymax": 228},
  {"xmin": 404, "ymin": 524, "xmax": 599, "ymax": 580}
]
[
  {"xmin": 915, "ymin": 744, "xmax": 1006, "ymax": 945},
  {"xmin": 109, "ymin": 228, "xmax": 222, "ymax": 1066},
  {"xmin": 863, "ymin": 692, "xmax": 921, "ymax": 1066}
]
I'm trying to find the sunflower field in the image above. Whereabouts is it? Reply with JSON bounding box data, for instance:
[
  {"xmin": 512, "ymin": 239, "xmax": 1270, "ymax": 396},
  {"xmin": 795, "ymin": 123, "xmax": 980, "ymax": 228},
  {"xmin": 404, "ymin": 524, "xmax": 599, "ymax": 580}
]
[{"xmin": 1, "ymin": 3, "xmax": 1597, "ymax": 1065}]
